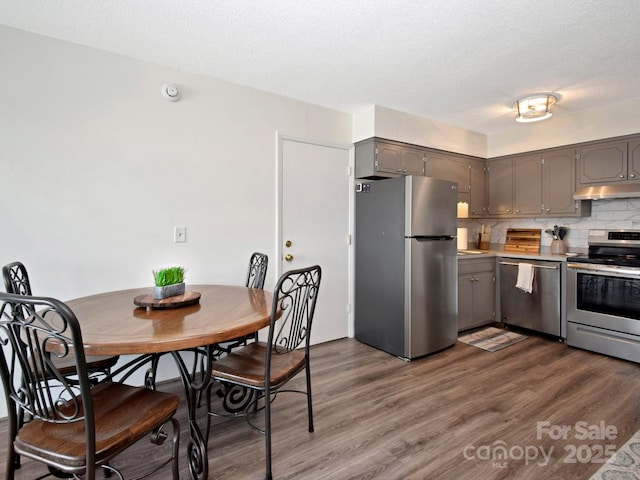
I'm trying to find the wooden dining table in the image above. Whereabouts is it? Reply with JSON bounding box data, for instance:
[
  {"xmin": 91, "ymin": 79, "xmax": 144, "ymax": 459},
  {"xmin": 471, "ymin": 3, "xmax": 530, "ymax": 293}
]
[{"xmin": 65, "ymin": 284, "xmax": 273, "ymax": 480}]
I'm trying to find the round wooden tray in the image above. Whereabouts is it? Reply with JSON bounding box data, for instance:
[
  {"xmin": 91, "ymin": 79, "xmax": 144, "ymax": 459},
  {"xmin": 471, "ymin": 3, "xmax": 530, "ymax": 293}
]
[{"xmin": 133, "ymin": 291, "xmax": 201, "ymax": 310}]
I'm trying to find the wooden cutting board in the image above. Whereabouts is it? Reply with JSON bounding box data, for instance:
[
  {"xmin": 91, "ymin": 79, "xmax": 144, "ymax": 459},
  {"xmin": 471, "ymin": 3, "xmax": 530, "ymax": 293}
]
[{"xmin": 505, "ymin": 228, "xmax": 541, "ymax": 253}]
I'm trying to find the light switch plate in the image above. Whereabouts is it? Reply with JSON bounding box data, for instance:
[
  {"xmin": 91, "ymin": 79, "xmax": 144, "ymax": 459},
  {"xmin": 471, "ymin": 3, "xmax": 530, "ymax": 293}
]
[{"xmin": 174, "ymin": 226, "xmax": 186, "ymax": 243}]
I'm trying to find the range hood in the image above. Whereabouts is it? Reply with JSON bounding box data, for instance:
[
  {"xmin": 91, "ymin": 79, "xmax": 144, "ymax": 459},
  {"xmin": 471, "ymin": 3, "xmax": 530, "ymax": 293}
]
[{"xmin": 573, "ymin": 184, "xmax": 640, "ymax": 200}]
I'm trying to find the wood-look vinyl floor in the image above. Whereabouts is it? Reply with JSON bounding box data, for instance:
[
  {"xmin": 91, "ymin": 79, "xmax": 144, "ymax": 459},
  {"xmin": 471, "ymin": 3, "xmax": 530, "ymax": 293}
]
[{"xmin": 2, "ymin": 335, "xmax": 640, "ymax": 479}]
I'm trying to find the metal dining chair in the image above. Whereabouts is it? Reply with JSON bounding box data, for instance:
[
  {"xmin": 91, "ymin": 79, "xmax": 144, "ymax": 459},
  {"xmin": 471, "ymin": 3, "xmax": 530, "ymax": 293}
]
[
  {"xmin": 2, "ymin": 262, "xmax": 119, "ymax": 383},
  {"xmin": 207, "ymin": 265, "xmax": 321, "ymax": 480},
  {"xmin": 246, "ymin": 251, "xmax": 269, "ymax": 290},
  {"xmin": 208, "ymin": 252, "xmax": 269, "ymax": 361},
  {"xmin": 0, "ymin": 291, "xmax": 181, "ymax": 480},
  {"xmin": 2, "ymin": 261, "xmax": 121, "ymax": 469}
]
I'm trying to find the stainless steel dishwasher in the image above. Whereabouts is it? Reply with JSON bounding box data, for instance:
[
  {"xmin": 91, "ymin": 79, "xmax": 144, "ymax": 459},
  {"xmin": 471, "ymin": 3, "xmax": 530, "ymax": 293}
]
[{"xmin": 499, "ymin": 258, "xmax": 562, "ymax": 336}]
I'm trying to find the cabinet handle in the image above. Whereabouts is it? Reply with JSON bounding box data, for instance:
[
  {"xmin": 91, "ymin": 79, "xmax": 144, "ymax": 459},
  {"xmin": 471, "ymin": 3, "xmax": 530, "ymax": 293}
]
[
  {"xmin": 546, "ymin": 208, "xmax": 550, "ymax": 212},
  {"xmin": 631, "ymin": 174, "xmax": 636, "ymax": 178},
  {"xmin": 619, "ymin": 174, "xmax": 625, "ymax": 178},
  {"xmin": 516, "ymin": 209, "xmax": 520, "ymax": 213}
]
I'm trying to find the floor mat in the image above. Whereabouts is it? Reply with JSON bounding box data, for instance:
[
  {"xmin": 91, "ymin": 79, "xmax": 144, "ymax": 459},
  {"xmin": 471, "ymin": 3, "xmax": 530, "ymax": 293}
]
[
  {"xmin": 458, "ymin": 326, "xmax": 527, "ymax": 352},
  {"xmin": 590, "ymin": 428, "xmax": 640, "ymax": 480}
]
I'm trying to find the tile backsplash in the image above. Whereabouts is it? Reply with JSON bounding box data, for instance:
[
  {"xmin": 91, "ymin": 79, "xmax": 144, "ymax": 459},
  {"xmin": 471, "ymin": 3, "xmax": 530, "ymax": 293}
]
[{"xmin": 459, "ymin": 198, "xmax": 640, "ymax": 250}]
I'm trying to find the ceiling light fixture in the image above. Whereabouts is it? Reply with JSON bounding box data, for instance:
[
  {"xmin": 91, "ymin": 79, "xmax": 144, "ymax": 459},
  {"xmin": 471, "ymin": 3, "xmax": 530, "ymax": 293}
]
[{"xmin": 513, "ymin": 94, "xmax": 556, "ymax": 123}]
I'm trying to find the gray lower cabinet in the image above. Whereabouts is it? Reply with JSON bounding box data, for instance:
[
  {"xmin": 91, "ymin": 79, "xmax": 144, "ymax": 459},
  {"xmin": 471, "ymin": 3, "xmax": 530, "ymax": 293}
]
[
  {"xmin": 355, "ymin": 138, "xmax": 425, "ymax": 179},
  {"xmin": 458, "ymin": 258, "xmax": 496, "ymax": 332}
]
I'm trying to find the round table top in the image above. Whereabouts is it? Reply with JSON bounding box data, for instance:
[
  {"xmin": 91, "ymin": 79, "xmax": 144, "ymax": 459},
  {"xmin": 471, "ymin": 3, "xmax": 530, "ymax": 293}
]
[{"xmin": 65, "ymin": 284, "xmax": 273, "ymax": 356}]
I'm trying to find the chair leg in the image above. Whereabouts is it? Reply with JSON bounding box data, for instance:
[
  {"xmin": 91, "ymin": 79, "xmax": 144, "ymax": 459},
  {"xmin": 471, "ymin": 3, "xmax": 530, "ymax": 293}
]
[
  {"xmin": 306, "ymin": 364, "xmax": 314, "ymax": 432},
  {"xmin": 170, "ymin": 417, "xmax": 181, "ymax": 480},
  {"xmin": 6, "ymin": 448, "xmax": 16, "ymax": 480},
  {"xmin": 264, "ymin": 389, "xmax": 273, "ymax": 480}
]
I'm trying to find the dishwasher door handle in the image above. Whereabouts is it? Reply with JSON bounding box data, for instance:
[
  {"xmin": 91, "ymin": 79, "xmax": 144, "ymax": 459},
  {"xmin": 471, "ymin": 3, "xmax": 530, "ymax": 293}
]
[{"xmin": 499, "ymin": 261, "xmax": 559, "ymax": 270}]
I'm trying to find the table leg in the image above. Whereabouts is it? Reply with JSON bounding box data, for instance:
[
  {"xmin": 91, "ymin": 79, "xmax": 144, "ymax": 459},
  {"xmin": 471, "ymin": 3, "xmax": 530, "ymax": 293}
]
[{"xmin": 170, "ymin": 347, "xmax": 212, "ymax": 480}]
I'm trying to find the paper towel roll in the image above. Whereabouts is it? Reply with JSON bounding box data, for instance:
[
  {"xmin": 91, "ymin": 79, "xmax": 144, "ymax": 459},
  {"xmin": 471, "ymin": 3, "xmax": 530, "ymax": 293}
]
[{"xmin": 457, "ymin": 228, "xmax": 468, "ymax": 250}]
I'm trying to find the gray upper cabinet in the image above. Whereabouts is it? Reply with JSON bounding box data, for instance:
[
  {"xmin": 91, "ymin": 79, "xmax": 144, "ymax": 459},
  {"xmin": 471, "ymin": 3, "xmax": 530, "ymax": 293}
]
[
  {"xmin": 489, "ymin": 148, "xmax": 590, "ymax": 218},
  {"xmin": 577, "ymin": 139, "xmax": 639, "ymax": 185},
  {"xmin": 355, "ymin": 138, "xmax": 425, "ymax": 179},
  {"xmin": 629, "ymin": 139, "xmax": 640, "ymax": 180},
  {"xmin": 469, "ymin": 159, "xmax": 486, "ymax": 217},
  {"xmin": 425, "ymin": 151, "xmax": 471, "ymax": 192},
  {"xmin": 514, "ymin": 154, "xmax": 543, "ymax": 215},
  {"xmin": 486, "ymin": 158, "xmax": 513, "ymax": 215},
  {"xmin": 543, "ymin": 148, "xmax": 590, "ymax": 216},
  {"xmin": 425, "ymin": 150, "xmax": 486, "ymax": 217}
]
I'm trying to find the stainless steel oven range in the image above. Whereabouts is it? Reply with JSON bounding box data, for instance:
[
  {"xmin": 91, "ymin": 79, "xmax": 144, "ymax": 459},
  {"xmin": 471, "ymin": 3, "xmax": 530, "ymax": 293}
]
[{"xmin": 567, "ymin": 229, "xmax": 640, "ymax": 363}]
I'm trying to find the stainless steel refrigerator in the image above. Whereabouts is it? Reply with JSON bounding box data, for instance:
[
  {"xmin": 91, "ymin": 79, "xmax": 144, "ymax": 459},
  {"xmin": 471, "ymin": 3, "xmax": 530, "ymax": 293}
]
[{"xmin": 355, "ymin": 175, "xmax": 458, "ymax": 360}]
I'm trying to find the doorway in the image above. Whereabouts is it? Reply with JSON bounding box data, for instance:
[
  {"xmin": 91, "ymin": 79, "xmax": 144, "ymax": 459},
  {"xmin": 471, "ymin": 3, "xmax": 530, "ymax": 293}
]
[{"xmin": 278, "ymin": 136, "xmax": 352, "ymax": 344}]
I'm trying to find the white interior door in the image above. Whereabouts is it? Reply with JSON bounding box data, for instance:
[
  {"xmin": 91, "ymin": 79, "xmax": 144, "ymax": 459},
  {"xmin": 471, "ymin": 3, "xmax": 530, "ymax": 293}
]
[{"xmin": 279, "ymin": 137, "xmax": 351, "ymax": 344}]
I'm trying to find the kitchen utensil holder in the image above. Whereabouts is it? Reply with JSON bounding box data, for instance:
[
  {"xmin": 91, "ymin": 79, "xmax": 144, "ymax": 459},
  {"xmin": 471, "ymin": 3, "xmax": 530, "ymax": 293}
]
[{"xmin": 551, "ymin": 239, "xmax": 567, "ymax": 254}]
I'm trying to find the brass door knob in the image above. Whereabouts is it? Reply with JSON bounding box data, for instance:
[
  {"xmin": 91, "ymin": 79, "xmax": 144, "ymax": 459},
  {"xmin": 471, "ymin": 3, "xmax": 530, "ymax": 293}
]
[
  {"xmin": 284, "ymin": 253, "xmax": 294, "ymax": 262},
  {"xmin": 285, "ymin": 240, "xmax": 292, "ymax": 248}
]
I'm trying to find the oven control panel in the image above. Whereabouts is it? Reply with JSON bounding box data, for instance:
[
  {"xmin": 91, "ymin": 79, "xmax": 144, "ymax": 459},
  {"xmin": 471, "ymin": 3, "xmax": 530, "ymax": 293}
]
[{"xmin": 589, "ymin": 229, "xmax": 640, "ymax": 246}]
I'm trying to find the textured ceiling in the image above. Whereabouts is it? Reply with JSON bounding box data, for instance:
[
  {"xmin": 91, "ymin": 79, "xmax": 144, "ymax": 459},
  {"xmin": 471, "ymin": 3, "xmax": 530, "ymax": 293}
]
[{"xmin": 2, "ymin": 0, "xmax": 640, "ymax": 135}]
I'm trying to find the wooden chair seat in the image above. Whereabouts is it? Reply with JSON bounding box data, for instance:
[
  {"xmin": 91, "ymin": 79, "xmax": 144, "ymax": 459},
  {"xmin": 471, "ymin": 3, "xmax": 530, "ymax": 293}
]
[
  {"xmin": 51, "ymin": 353, "xmax": 119, "ymax": 377},
  {"xmin": 15, "ymin": 382, "xmax": 179, "ymax": 470},
  {"xmin": 211, "ymin": 342, "xmax": 306, "ymax": 389}
]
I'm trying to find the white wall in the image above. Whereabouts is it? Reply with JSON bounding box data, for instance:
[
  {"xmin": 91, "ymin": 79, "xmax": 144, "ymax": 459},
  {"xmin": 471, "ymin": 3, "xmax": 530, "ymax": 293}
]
[
  {"xmin": 0, "ymin": 26, "xmax": 351, "ymax": 296},
  {"xmin": 0, "ymin": 26, "xmax": 352, "ymax": 416},
  {"xmin": 488, "ymin": 100, "xmax": 640, "ymax": 157},
  {"xmin": 353, "ymin": 105, "xmax": 487, "ymax": 158}
]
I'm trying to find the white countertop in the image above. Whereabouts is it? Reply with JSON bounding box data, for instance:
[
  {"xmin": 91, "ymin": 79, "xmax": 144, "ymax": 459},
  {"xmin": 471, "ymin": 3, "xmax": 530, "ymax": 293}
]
[{"xmin": 457, "ymin": 244, "xmax": 586, "ymax": 262}]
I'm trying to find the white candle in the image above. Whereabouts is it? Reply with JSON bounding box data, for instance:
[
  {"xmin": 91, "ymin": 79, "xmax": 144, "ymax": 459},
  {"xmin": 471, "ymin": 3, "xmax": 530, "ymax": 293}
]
[{"xmin": 457, "ymin": 202, "xmax": 469, "ymax": 218}]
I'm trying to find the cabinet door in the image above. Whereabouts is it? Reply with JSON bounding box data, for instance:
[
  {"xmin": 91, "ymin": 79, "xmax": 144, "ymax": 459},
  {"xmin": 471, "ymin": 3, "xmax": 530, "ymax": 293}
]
[
  {"xmin": 487, "ymin": 158, "xmax": 513, "ymax": 215},
  {"xmin": 426, "ymin": 151, "xmax": 470, "ymax": 192},
  {"xmin": 543, "ymin": 148, "xmax": 577, "ymax": 215},
  {"xmin": 376, "ymin": 142, "xmax": 404, "ymax": 174},
  {"xmin": 458, "ymin": 274, "xmax": 475, "ymax": 332},
  {"xmin": 402, "ymin": 147, "xmax": 426, "ymax": 176},
  {"xmin": 469, "ymin": 159, "xmax": 486, "ymax": 217},
  {"xmin": 473, "ymin": 271, "xmax": 496, "ymax": 326},
  {"xmin": 578, "ymin": 140, "xmax": 627, "ymax": 185},
  {"xmin": 514, "ymin": 154, "xmax": 543, "ymax": 215},
  {"xmin": 629, "ymin": 140, "xmax": 640, "ymax": 181}
]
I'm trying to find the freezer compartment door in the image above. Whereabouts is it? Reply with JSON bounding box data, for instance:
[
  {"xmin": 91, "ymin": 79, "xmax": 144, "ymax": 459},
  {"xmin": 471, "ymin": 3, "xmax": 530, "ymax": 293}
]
[
  {"xmin": 405, "ymin": 176, "xmax": 458, "ymax": 237},
  {"xmin": 405, "ymin": 237, "xmax": 458, "ymax": 358}
]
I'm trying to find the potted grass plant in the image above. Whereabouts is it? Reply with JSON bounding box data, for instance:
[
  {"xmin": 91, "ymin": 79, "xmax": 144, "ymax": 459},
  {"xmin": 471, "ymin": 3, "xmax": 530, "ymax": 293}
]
[{"xmin": 152, "ymin": 266, "xmax": 186, "ymax": 299}]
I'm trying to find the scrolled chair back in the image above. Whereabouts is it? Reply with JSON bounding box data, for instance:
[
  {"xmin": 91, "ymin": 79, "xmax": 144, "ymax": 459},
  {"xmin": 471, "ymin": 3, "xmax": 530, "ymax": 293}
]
[
  {"xmin": 0, "ymin": 292, "xmax": 93, "ymax": 429},
  {"xmin": 246, "ymin": 252, "xmax": 268, "ymax": 290},
  {"xmin": 268, "ymin": 265, "xmax": 321, "ymax": 354},
  {"xmin": 3, "ymin": 261, "xmax": 32, "ymax": 296}
]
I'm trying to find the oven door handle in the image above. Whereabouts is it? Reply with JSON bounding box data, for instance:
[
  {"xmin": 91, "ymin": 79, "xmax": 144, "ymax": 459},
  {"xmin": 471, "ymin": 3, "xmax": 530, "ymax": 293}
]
[
  {"xmin": 499, "ymin": 261, "xmax": 559, "ymax": 270},
  {"xmin": 567, "ymin": 262, "xmax": 640, "ymax": 277}
]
